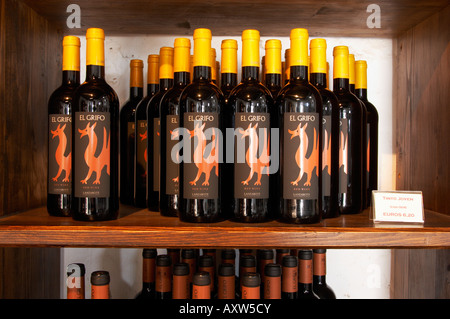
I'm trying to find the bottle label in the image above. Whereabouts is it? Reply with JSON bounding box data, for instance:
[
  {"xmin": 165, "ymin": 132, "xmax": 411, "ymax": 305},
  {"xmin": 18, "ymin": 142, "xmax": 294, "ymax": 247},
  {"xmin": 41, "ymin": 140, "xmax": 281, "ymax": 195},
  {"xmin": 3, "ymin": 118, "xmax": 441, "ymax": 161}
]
[
  {"xmin": 299, "ymin": 259, "xmax": 313, "ymax": 284},
  {"xmin": 166, "ymin": 115, "xmax": 180, "ymax": 195},
  {"xmin": 283, "ymin": 112, "xmax": 319, "ymax": 199},
  {"xmin": 91, "ymin": 284, "xmax": 109, "ymax": 299},
  {"xmin": 339, "ymin": 118, "xmax": 349, "ymax": 194},
  {"xmin": 366, "ymin": 123, "xmax": 370, "ymax": 188},
  {"xmin": 156, "ymin": 265, "xmax": 171, "ymax": 293},
  {"xmin": 183, "ymin": 113, "xmax": 219, "ymax": 199},
  {"xmin": 282, "ymin": 267, "xmax": 298, "ymax": 293},
  {"xmin": 74, "ymin": 112, "xmax": 110, "ymax": 198},
  {"xmin": 234, "ymin": 112, "xmax": 270, "ymax": 199},
  {"xmin": 48, "ymin": 114, "xmax": 72, "ymax": 194},
  {"xmin": 153, "ymin": 118, "xmax": 160, "ymax": 192},
  {"xmin": 322, "ymin": 115, "xmax": 332, "ymax": 197},
  {"xmin": 136, "ymin": 120, "xmax": 147, "ymax": 185}
]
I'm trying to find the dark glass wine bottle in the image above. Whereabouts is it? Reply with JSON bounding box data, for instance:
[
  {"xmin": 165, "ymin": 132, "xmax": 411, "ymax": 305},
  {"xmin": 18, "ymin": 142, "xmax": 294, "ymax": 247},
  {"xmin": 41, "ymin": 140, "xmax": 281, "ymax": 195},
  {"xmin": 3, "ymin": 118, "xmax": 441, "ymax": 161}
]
[
  {"xmin": 134, "ymin": 54, "xmax": 159, "ymax": 208},
  {"xmin": 278, "ymin": 28, "xmax": 323, "ymax": 224},
  {"xmin": 333, "ymin": 46, "xmax": 363, "ymax": 214},
  {"xmin": 276, "ymin": 249, "xmax": 290, "ymax": 265},
  {"xmin": 178, "ymin": 28, "xmax": 225, "ymax": 223},
  {"xmin": 228, "ymin": 29, "xmax": 275, "ymax": 223},
  {"xmin": 72, "ymin": 28, "xmax": 119, "ymax": 221},
  {"xmin": 198, "ymin": 254, "xmax": 216, "ymax": 298},
  {"xmin": 135, "ymin": 248, "xmax": 156, "ymax": 299},
  {"xmin": 47, "ymin": 36, "xmax": 80, "ymax": 217},
  {"xmin": 310, "ymin": 38, "xmax": 340, "ymax": 219},
  {"xmin": 220, "ymin": 39, "xmax": 238, "ymax": 99},
  {"xmin": 216, "ymin": 263, "xmax": 238, "ymax": 299},
  {"xmin": 90, "ymin": 270, "xmax": 110, "ymax": 299},
  {"xmin": 192, "ymin": 271, "xmax": 211, "ymax": 299},
  {"xmin": 155, "ymin": 254, "xmax": 172, "ymax": 299},
  {"xmin": 264, "ymin": 39, "xmax": 282, "ymax": 99},
  {"xmin": 172, "ymin": 262, "xmax": 190, "ymax": 299},
  {"xmin": 349, "ymin": 54, "xmax": 368, "ymax": 209},
  {"xmin": 147, "ymin": 47, "xmax": 174, "ymax": 211},
  {"xmin": 160, "ymin": 38, "xmax": 191, "ymax": 217},
  {"xmin": 281, "ymin": 255, "xmax": 298, "ymax": 299},
  {"xmin": 181, "ymin": 248, "xmax": 197, "ymax": 287},
  {"xmin": 120, "ymin": 59, "xmax": 144, "ymax": 206},
  {"xmin": 313, "ymin": 249, "xmax": 336, "ymax": 299},
  {"xmin": 263, "ymin": 263, "xmax": 281, "ymax": 299},
  {"xmin": 298, "ymin": 249, "xmax": 319, "ymax": 299},
  {"xmin": 241, "ymin": 272, "xmax": 261, "ymax": 299},
  {"xmin": 355, "ymin": 60, "xmax": 378, "ymax": 208}
]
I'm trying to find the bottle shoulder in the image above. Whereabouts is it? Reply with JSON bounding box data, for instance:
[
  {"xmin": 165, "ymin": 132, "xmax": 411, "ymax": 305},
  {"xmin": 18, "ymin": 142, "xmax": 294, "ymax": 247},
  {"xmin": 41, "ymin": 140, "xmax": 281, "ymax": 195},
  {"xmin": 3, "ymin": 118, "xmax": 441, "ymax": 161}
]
[{"xmin": 228, "ymin": 81, "xmax": 274, "ymax": 102}]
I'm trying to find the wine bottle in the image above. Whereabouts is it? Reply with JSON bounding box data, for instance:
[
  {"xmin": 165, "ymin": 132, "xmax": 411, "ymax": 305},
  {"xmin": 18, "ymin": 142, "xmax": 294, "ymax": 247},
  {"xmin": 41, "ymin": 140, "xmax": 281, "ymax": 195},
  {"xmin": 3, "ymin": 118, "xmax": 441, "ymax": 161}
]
[
  {"xmin": 263, "ymin": 263, "xmax": 281, "ymax": 299},
  {"xmin": 281, "ymin": 255, "xmax": 298, "ymax": 299},
  {"xmin": 178, "ymin": 28, "xmax": 225, "ymax": 223},
  {"xmin": 192, "ymin": 271, "xmax": 211, "ymax": 299},
  {"xmin": 221, "ymin": 249, "xmax": 236, "ymax": 265},
  {"xmin": 257, "ymin": 249, "xmax": 274, "ymax": 285},
  {"xmin": 278, "ymin": 28, "xmax": 323, "ymax": 224},
  {"xmin": 135, "ymin": 248, "xmax": 156, "ymax": 299},
  {"xmin": 264, "ymin": 39, "xmax": 283, "ymax": 99},
  {"xmin": 220, "ymin": 39, "xmax": 238, "ymax": 99},
  {"xmin": 312, "ymin": 249, "xmax": 336, "ymax": 299},
  {"xmin": 90, "ymin": 270, "xmax": 110, "ymax": 299},
  {"xmin": 72, "ymin": 28, "xmax": 119, "ymax": 221},
  {"xmin": 160, "ymin": 38, "xmax": 191, "ymax": 217},
  {"xmin": 310, "ymin": 38, "xmax": 340, "ymax": 219},
  {"xmin": 148, "ymin": 47, "xmax": 174, "ymax": 211},
  {"xmin": 333, "ymin": 46, "xmax": 364, "ymax": 214},
  {"xmin": 355, "ymin": 60, "xmax": 378, "ymax": 207},
  {"xmin": 228, "ymin": 29, "xmax": 275, "ymax": 223},
  {"xmin": 120, "ymin": 59, "xmax": 144, "ymax": 206},
  {"xmin": 216, "ymin": 263, "xmax": 237, "ymax": 299},
  {"xmin": 168, "ymin": 248, "xmax": 181, "ymax": 267},
  {"xmin": 198, "ymin": 254, "xmax": 215, "ymax": 298},
  {"xmin": 349, "ymin": 54, "xmax": 368, "ymax": 209},
  {"xmin": 181, "ymin": 248, "xmax": 197, "ymax": 286},
  {"xmin": 155, "ymin": 254, "xmax": 172, "ymax": 299},
  {"xmin": 298, "ymin": 249, "xmax": 319, "ymax": 299},
  {"xmin": 276, "ymin": 249, "xmax": 290, "ymax": 265},
  {"xmin": 66, "ymin": 263, "xmax": 85, "ymax": 299},
  {"xmin": 241, "ymin": 272, "xmax": 261, "ymax": 299},
  {"xmin": 172, "ymin": 263, "xmax": 190, "ymax": 299},
  {"xmin": 134, "ymin": 54, "xmax": 159, "ymax": 208},
  {"xmin": 47, "ymin": 36, "xmax": 80, "ymax": 217}
]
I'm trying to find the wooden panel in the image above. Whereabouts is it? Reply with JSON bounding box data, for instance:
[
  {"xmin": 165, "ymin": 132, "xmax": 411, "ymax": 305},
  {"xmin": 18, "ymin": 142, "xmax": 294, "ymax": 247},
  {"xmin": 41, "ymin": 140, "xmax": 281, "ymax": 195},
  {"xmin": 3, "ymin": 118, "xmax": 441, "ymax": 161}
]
[
  {"xmin": 21, "ymin": 0, "xmax": 449, "ymax": 37},
  {"xmin": 0, "ymin": 0, "xmax": 61, "ymax": 298},
  {"xmin": 392, "ymin": 5, "xmax": 450, "ymax": 299},
  {"xmin": 0, "ymin": 206, "xmax": 448, "ymax": 248}
]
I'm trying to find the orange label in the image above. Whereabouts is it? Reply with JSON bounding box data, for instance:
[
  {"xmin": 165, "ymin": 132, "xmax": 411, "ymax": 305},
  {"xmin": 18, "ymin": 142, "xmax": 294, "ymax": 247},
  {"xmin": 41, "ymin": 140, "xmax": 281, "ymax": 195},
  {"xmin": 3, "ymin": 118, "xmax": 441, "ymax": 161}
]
[
  {"xmin": 91, "ymin": 284, "xmax": 109, "ymax": 299},
  {"xmin": 241, "ymin": 286, "xmax": 260, "ymax": 299},
  {"xmin": 192, "ymin": 285, "xmax": 210, "ymax": 299},
  {"xmin": 299, "ymin": 259, "xmax": 313, "ymax": 284},
  {"xmin": 282, "ymin": 267, "xmax": 298, "ymax": 293}
]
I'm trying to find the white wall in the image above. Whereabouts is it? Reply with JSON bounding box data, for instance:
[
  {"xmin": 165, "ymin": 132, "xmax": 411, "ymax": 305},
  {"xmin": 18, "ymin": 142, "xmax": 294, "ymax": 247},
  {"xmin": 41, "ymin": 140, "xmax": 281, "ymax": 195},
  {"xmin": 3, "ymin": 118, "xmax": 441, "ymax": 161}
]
[{"xmin": 62, "ymin": 33, "xmax": 393, "ymax": 299}]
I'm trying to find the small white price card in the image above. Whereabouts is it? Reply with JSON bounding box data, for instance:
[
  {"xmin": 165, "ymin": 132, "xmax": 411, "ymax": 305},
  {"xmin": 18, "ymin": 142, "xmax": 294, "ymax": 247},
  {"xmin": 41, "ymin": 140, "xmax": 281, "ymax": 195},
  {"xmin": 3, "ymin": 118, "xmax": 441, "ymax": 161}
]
[{"xmin": 371, "ymin": 191, "xmax": 424, "ymax": 224}]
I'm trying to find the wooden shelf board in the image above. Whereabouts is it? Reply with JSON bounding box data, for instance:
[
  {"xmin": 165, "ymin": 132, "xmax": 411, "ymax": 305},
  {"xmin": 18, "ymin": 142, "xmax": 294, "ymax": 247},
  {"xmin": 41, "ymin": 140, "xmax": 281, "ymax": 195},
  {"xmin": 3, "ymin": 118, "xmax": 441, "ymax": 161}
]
[
  {"xmin": 21, "ymin": 0, "xmax": 449, "ymax": 38},
  {"xmin": 0, "ymin": 206, "xmax": 448, "ymax": 248}
]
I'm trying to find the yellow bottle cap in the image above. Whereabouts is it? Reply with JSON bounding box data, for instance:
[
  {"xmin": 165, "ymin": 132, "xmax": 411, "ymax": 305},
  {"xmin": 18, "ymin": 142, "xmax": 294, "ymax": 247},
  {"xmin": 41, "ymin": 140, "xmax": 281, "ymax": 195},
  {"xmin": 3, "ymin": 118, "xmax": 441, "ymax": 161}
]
[
  {"xmin": 310, "ymin": 38, "xmax": 327, "ymax": 74},
  {"xmin": 355, "ymin": 60, "xmax": 368, "ymax": 89},
  {"xmin": 242, "ymin": 29, "xmax": 260, "ymax": 68},
  {"xmin": 86, "ymin": 28, "xmax": 105, "ymax": 66},
  {"xmin": 62, "ymin": 36, "xmax": 80, "ymax": 71},
  {"xmin": 221, "ymin": 39, "xmax": 238, "ymax": 74},
  {"xmin": 348, "ymin": 53, "xmax": 355, "ymax": 84},
  {"xmin": 174, "ymin": 38, "xmax": 191, "ymax": 73},
  {"xmin": 265, "ymin": 39, "xmax": 282, "ymax": 74},
  {"xmin": 289, "ymin": 28, "xmax": 309, "ymax": 67},
  {"xmin": 333, "ymin": 45, "xmax": 349, "ymax": 79},
  {"xmin": 147, "ymin": 54, "xmax": 159, "ymax": 84},
  {"xmin": 193, "ymin": 28, "xmax": 212, "ymax": 68},
  {"xmin": 130, "ymin": 59, "xmax": 144, "ymax": 88},
  {"xmin": 159, "ymin": 47, "xmax": 174, "ymax": 79}
]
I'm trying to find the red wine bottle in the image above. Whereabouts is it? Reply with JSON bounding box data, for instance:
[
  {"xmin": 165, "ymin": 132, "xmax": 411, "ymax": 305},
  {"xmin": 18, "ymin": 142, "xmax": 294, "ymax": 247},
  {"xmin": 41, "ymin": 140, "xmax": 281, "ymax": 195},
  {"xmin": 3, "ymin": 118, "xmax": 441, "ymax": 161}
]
[
  {"xmin": 155, "ymin": 254, "xmax": 172, "ymax": 299},
  {"xmin": 298, "ymin": 249, "xmax": 319, "ymax": 299},
  {"xmin": 192, "ymin": 271, "xmax": 211, "ymax": 299},
  {"xmin": 72, "ymin": 28, "xmax": 119, "ymax": 221},
  {"xmin": 355, "ymin": 60, "xmax": 378, "ymax": 207},
  {"xmin": 135, "ymin": 248, "xmax": 156, "ymax": 299},
  {"xmin": 228, "ymin": 29, "xmax": 275, "ymax": 223},
  {"xmin": 241, "ymin": 272, "xmax": 261, "ymax": 299},
  {"xmin": 263, "ymin": 263, "xmax": 281, "ymax": 299},
  {"xmin": 147, "ymin": 47, "xmax": 174, "ymax": 211},
  {"xmin": 216, "ymin": 263, "xmax": 238, "ymax": 299},
  {"xmin": 160, "ymin": 38, "xmax": 191, "ymax": 217},
  {"xmin": 90, "ymin": 270, "xmax": 110, "ymax": 299},
  {"xmin": 278, "ymin": 28, "xmax": 323, "ymax": 224},
  {"xmin": 47, "ymin": 36, "xmax": 80, "ymax": 217},
  {"xmin": 310, "ymin": 39, "xmax": 340, "ymax": 219},
  {"xmin": 178, "ymin": 28, "xmax": 225, "ymax": 223},
  {"xmin": 313, "ymin": 249, "xmax": 336, "ymax": 299},
  {"xmin": 134, "ymin": 55, "xmax": 159, "ymax": 208},
  {"xmin": 333, "ymin": 46, "xmax": 363, "ymax": 214},
  {"xmin": 220, "ymin": 39, "xmax": 238, "ymax": 99},
  {"xmin": 120, "ymin": 59, "xmax": 144, "ymax": 205},
  {"xmin": 264, "ymin": 39, "xmax": 283, "ymax": 98},
  {"xmin": 172, "ymin": 262, "xmax": 190, "ymax": 299},
  {"xmin": 281, "ymin": 255, "xmax": 298, "ymax": 299}
]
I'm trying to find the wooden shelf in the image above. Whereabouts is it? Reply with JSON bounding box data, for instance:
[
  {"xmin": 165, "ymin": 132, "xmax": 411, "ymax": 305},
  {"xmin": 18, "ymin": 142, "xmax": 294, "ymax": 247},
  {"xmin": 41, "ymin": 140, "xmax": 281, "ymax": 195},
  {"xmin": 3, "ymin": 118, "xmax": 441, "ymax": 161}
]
[
  {"xmin": 22, "ymin": 0, "xmax": 449, "ymax": 37},
  {"xmin": 0, "ymin": 205, "xmax": 449, "ymax": 248}
]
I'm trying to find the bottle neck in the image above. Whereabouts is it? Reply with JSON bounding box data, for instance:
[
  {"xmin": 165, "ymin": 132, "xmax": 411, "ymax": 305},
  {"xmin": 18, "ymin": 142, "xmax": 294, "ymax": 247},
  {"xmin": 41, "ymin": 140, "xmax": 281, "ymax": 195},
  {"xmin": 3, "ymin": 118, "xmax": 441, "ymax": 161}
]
[
  {"xmin": 333, "ymin": 78, "xmax": 350, "ymax": 92},
  {"xmin": 85, "ymin": 65, "xmax": 105, "ymax": 81},
  {"xmin": 159, "ymin": 78, "xmax": 174, "ymax": 91},
  {"xmin": 310, "ymin": 73, "xmax": 327, "ymax": 89},
  {"xmin": 313, "ymin": 275, "xmax": 327, "ymax": 285},
  {"xmin": 193, "ymin": 66, "xmax": 211, "ymax": 82},
  {"xmin": 173, "ymin": 71, "xmax": 190, "ymax": 86},
  {"xmin": 350, "ymin": 83, "xmax": 356, "ymax": 93},
  {"xmin": 147, "ymin": 83, "xmax": 159, "ymax": 97},
  {"xmin": 221, "ymin": 73, "xmax": 237, "ymax": 87},
  {"xmin": 299, "ymin": 282, "xmax": 314, "ymax": 292},
  {"xmin": 356, "ymin": 88, "xmax": 368, "ymax": 100},
  {"xmin": 130, "ymin": 87, "xmax": 143, "ymax": 100},
  {"xmin": 290, "ymin": 65, "xmax": 308, "ymax": 82},
  {"xmin": 242, "ymin": 66, "xmax": 259, "ymax": 82},
  {"xmin": 62, "ymin": 70, "xmax": 80, "ymax": 86},
  {"xmin": 265, "ymin": 73, "xmax": 281, "ymax": 86}
]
